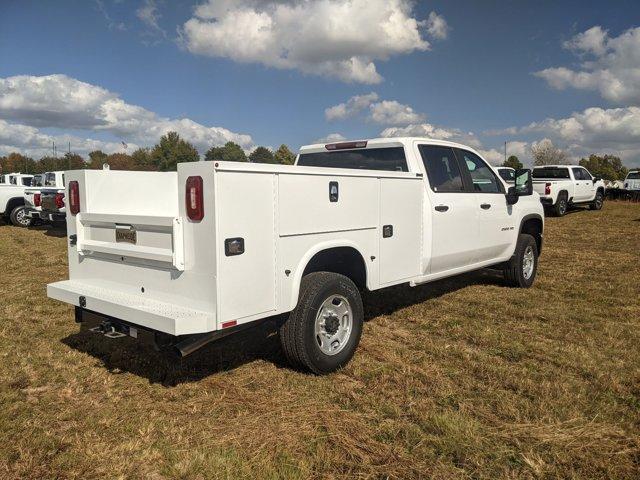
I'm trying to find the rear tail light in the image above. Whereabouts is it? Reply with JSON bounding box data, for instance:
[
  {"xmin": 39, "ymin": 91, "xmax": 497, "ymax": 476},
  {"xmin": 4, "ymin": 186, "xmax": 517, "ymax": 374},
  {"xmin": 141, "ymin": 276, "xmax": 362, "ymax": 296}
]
[
  {"xmin": 34, "ymin": 193, "xmax": 41, "ymax": 207},
  {"xmin": 545, "ymin": 183, "xmax": 551, "ymax": 195},
  {"xmin": 69, "ymin": 181, "xmax": 80, "ymax": 215},
  {"xmin": 185, "ymin": 176, "xmax": 204, "ymax": 221},
  {"xmin": 54, "ymin": 192, "xmax": 65, "ymax": 209}
]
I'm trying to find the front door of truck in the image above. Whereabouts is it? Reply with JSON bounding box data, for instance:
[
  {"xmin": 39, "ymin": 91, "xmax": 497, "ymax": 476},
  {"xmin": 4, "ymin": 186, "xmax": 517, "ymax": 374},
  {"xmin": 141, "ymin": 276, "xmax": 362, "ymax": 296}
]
[
  {"xmin": 418, "ymin": 144, "xmax": 479, "ymax": 274},
  {"xmin": 456, "ymin": 148, "xmax": 516, "ymax": 262}
]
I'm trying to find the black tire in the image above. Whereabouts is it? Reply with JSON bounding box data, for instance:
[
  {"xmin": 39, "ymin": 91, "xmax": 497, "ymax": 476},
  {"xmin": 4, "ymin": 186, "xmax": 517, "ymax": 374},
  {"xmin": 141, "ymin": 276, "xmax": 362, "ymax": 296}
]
[
  {"xmin": 279, "ymin": 272, "xmax": 364, "ymax": 375},
  {"xmin": 503, "ymin": 234, "xmax": 538, "ymax": 288},
  {"xmin": 9, "ymin": 205, "xmax": 31, "ymax": 227},
  {"xmin": 589, "ymin": 191, "xmax": 604, "ymax": 210},
  {"xmin": 553, "ymin": 193, "xmax": 568, "ymax": 217}
]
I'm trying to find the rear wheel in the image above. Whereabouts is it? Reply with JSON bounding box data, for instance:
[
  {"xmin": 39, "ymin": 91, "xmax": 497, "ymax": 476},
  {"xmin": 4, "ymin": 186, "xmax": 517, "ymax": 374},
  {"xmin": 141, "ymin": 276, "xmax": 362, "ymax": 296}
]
[
  {"xmin": 10, "ymin": 206, "xmax": 31, "ymax": 227},
  {"xmin": 503, "ymin": 234, "xmax": 538, "ymax": 288},
  {"xmin": 589, "ymin": 191, "xmax": 604, "ymax": 210},
  {"xmin": 279, "ymin": 272, "xmax": 363, "ymax": 374},
  {"xmin": 553, "ymin": 193, "xmax": 568, "ymax": 217}
]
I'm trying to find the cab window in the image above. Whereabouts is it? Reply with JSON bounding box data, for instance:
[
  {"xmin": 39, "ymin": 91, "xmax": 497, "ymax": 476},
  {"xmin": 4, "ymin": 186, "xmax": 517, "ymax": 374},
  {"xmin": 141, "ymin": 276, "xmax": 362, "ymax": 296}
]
[
  {"xmin": 572, "ymin": 168, "xmax": 584, "ymax": 180},
  {"xmin": 418, "ymin": 145, "xmax": 464, "ymax": 193},
  {"xmin": 456, "ymin": 149, "xmax": 502, "ymax": 193}
]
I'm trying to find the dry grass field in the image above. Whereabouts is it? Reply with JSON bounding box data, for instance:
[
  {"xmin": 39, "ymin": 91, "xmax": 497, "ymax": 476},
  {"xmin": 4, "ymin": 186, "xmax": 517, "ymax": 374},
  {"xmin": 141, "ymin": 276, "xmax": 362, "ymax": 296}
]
[{"xmin": 0, "ymin": 202, "xmax": 639, "ymax": 479}]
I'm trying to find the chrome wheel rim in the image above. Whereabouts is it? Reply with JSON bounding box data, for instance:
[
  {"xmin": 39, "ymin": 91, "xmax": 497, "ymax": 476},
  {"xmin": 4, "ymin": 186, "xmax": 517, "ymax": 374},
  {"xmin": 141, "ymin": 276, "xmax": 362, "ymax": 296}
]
[
  {"xmin": 314, "ymin": 295, "xmax": 352, "ymax": 356},
  {"xmin": 559, "ymin": 200, "xmax": 566, "ymax": 214},
  {"xmin": 16, "ymin": 208, "xmax": 29, "ymax": 227},
  {"xmin": 522, "ymin": 246, "xmax": 535, "ymax": 279},
  {"xmin": 596, "ymin": 195, "xmax": 603, "ymax": 208}
]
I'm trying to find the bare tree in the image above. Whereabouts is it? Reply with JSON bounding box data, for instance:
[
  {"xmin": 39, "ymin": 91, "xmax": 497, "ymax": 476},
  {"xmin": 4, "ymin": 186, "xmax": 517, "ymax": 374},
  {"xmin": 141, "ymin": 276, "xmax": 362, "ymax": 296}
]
[{"xmin": 531, "ymin": 139, "xmax": 569, "ymax": 166}]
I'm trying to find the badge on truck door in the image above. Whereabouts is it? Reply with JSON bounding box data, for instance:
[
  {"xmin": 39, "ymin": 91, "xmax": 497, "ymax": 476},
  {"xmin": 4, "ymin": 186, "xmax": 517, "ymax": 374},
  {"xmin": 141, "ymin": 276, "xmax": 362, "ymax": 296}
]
[{"xmin": 115, "ymin": 224, "xmax": 137, "ymax": 244}]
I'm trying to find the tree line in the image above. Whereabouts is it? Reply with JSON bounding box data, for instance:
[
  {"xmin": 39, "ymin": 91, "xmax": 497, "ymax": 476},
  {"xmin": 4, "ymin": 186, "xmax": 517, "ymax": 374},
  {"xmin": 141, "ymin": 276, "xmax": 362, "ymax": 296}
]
[{"xmin": 0, "ymin": 131, "xmax": 296, "ymax": 174}]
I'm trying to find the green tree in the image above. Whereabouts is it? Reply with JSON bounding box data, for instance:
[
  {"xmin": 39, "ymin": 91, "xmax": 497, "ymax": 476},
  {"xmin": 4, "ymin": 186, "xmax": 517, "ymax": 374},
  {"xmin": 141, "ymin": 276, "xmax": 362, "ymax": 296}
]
[
  {"xmin": 88, "ymin": 150, "xmax": 109, "ymax": 169},
  {"xmin": 151, "ymin": 131, "xmax": 200, "ymax": 171},
  {"xmin": 274, "ymin": 144, "xmax": 295, "ymax": 165},
  {"xmin": 131, "ymin": 148, "xmax": 155, "ymax": 170},
  {"xmin": 503, "ymin": 155, "xmax": 522, "ymax": 170},
  {"xmin": 62, "ymin": 152, "xmax": 86, "ymax": 170},
  {"xmin": 248, "ymin": 146, "xmax": 275, "ymax": 164},
  {"xmin": 205, "ymin": 142, "xmax": 247, "ymax": 162},
  {"xmin": 579, "ymin": 154, "xmax": 628, "ymax": 181}
]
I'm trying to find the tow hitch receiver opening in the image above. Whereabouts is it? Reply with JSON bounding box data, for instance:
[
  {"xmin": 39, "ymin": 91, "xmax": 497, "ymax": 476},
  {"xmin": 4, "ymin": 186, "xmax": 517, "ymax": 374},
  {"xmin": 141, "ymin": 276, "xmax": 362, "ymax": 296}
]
[{"xmin": 89, "ymin": 320, "xmax": 136, "ymax": 339}]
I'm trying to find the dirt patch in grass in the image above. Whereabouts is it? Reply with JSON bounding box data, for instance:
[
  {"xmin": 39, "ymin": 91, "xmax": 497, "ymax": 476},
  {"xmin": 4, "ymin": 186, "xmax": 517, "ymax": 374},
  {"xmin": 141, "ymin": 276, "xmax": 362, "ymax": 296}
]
[{"xmin": 0, "ymin": 203, "xmax": 639, "ymax": 479}]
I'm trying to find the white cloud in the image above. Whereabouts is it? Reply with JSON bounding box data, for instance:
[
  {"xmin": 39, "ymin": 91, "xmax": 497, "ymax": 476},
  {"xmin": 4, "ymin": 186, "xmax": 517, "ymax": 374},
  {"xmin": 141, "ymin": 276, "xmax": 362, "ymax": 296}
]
[
  {"xmin": 0, "ymin": 119, "xmax": 135, "ymax": 157},
  {"xmin": 0, "ymin": 74, "xmax": 254, "ymax": 156},
  {"xmin": 324, "ymin": 93, "xmax": 379, "ymax": 121},
  {"xmin": 325, "ymin": 93, "xmax": 424, "ymax": 125},
  {"xmin": 426, "ymin": 11, "xmax": 449, "ymax": 40},
  {"xmin": 136, "ymin": 0, "xmax": 166, "ymax": 42},
  {"xmin": 487, "ymin": 106, "xmax": 640, "ymax": 167},
  {"xmin": 535, "ymin": 26, "xmax": 640, "ymax": 104},
  {"xmin": 369, "ymin": 100, "xmax": 425, "ymax": 125},
  {"xmin": 315, "ymin": 133, "xmax": 347, "ymax": 143},
  {"xmin": 181, "ymin": 0, "xmax": 447, "ymax": 84}
]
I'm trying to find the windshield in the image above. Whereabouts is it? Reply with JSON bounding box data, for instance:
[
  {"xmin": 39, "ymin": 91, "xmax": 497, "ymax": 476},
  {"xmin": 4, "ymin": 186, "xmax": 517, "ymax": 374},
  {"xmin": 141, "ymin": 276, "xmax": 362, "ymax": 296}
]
[
  {"xmin": 532, "ymin": 167, "xmax": 570, "ymax": 179},
  {"xmin": 627, "ymin": 171, "xmax": 640, "ymax": 179},
  {"xmin": 498, "ymin": 169, "xmax": 515, "ymax": 181},
  {"xmin": 297, "ymin": 147, "xmax": 408, "ymax": 172}
]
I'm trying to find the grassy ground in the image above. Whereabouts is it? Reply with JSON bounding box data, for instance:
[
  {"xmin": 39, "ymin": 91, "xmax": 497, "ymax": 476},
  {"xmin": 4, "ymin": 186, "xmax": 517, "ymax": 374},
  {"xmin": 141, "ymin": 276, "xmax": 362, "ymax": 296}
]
[{"xmin": 0, "ymin": 202, "xmax": 639, "ymax": 479}]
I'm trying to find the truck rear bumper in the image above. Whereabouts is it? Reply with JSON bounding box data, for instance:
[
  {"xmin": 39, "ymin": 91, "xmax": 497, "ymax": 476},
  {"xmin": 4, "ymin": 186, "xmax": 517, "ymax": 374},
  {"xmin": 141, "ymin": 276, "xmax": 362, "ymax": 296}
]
[{"xmin": 47, "ymin": 280, "xmax": 215, "ymax": 336}]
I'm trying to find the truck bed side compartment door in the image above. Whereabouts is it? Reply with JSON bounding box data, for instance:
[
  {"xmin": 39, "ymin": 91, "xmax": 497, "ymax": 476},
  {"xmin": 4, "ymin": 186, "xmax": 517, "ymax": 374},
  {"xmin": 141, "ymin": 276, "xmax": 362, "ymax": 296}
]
[{"xmin": 378, "ymin": 178, "xmax": 422, "ymax": 285}]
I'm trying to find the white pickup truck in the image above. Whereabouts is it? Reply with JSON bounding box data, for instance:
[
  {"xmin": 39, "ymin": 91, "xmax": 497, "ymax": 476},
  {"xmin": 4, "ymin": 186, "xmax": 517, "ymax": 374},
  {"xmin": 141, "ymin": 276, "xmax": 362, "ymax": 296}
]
[
  {"xmin": 624, "ymin": 170, "xmax": 640, "ymax": 191},
  {"xmin": 532, "ymin": 165, "xmax": 605, "ymax": 216},
  {"xmin": 0, "ymin": 172, "xmax": 34, "ymax": 186},
  {"xmin": 24, "ymin": 171, "xmax": 65, "ymax": 222},
  {"xmin": 48, "ymin": 138, "xmax": 544, "ymax": 374},
  {"xmin": 0, "ymin": 177, "xmax": 35, "ymax": 227}
]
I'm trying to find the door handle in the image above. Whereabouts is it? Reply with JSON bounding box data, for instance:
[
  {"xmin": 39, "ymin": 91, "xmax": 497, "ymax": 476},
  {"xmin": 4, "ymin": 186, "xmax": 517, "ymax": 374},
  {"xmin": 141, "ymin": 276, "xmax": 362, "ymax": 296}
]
[
  {"xmin": 435, "ymin": 205, "xmax": 449, "ymax": 212},
  {"xmin": 480, "ymin": 203, "xmax": 491, "ymax": 210}
]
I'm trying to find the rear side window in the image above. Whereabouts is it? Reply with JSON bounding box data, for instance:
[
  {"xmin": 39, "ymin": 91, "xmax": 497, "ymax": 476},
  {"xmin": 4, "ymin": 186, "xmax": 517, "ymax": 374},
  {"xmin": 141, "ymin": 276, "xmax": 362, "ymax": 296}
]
[
  {"xmin": 456, "ymin": 149, "xmax": 502, "ymax": 193},
  {"xmin": 297, "ymin": 147, "xmax": 408, "ymax": 172},
  {"xmin": 572, "ymin": 167, "xmax": 584, "ymax": 180},
  {"xmin": 532, "ymin": 168, "xmax": 570, "ymax": 179},
  {"xmin": 419, "ymin": 145, "xmax": 464, "ymax": 192}
]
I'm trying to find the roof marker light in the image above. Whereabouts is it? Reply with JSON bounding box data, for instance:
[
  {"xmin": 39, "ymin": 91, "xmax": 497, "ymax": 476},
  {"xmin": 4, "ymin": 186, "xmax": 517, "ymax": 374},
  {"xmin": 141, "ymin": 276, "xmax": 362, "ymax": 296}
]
[{"xmin": 325, "ymin": 141, "xmax": 368, "ymax": 151}]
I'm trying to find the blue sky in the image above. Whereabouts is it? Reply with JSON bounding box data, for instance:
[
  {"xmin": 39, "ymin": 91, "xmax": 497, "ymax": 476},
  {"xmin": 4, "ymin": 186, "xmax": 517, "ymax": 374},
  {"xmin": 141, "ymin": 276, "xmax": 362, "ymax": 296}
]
[{"xmin": 1, "ymin": 0, "xmax": 640, "ymax": 166}]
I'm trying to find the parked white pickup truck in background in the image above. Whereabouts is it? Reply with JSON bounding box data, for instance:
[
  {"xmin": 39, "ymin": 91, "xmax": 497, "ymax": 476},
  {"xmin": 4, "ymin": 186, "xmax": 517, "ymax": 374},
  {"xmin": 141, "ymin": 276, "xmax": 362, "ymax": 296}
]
[
  {"xmin": 0, "ymin": 172, "xmax": 34, "ymax": 187},
  {"xmin": 532, "ymin": 165, "xmax": 605, "ymax": 216},
  {"xmin": 0, "ymin": 183, "xmax": 32, "ymax": 226},
  {"xmin": 24, "ymin": 171, "xmax": 65, "ymax": 223},
  {"xmin": 48, "ymin": 138, "xmax": 544, "ymax": 374},
  {"xmin": 624, "ymin": 170, "xmax": 640, "ymax": 191}
]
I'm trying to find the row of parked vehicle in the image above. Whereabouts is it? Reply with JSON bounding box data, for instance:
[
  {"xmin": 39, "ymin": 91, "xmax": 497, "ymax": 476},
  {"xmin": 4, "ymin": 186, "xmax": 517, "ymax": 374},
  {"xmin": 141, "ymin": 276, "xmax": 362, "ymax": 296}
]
[{"xmin": 0, "ymin": 171, "xmax": 66, "ymax": 227}]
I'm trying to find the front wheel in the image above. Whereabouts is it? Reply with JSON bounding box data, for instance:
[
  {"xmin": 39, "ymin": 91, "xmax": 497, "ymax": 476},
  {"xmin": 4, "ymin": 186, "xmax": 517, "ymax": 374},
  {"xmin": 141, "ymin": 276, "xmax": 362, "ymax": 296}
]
[
  {"xmin": 279, "ymin": 272, "xmax": 363, "ymax": 374},
  {"xmin": 589, "ymin": 191, "xmax": 604, "ymax": 210},
  {"xmin": 503, "ymin": 234, "xmax": 539, "ymax": 288},
  {"xmin": 10, "ymin": 206, "xmax": 32, "ymax": 228}
]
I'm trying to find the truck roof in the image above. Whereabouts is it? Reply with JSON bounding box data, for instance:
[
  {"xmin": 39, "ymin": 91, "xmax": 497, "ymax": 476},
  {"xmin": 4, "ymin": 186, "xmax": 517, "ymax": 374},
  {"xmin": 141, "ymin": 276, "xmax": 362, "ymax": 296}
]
[
  {"xmin": 299, "ymin": 137, "xmax": 482, "ymax": 155},
  {"xmin": 532, "ymin": 165, "xmax": 571, "ymax": 169}
]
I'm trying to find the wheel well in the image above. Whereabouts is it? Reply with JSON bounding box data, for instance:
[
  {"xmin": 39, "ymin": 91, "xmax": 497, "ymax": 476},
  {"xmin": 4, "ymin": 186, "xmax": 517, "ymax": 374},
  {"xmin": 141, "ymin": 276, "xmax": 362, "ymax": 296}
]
[
  {"xmin": 521, "ymin": 217, "xmax": 543, "ymax": 253},
  {"xmin": 5, "ymin": 197, "xmax": 24, "ymax": 215},
  {"xmin": 302, "ymin": 247, "xmax": 367, "ymax": 290}
]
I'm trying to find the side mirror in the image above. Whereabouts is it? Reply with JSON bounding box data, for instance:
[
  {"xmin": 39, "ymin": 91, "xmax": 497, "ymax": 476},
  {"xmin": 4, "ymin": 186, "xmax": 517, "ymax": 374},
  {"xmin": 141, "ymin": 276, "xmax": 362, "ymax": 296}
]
[
  {"xmin": 593, "ymin": 177, "xmax": 601, "ymax": 183},
  {"xmin": 514, "ymin": 169, "xmax": 533, "ymax": 196},
  {"xmin": 506, "ymin": 186, "xmax": 519, "ymax": 205}
]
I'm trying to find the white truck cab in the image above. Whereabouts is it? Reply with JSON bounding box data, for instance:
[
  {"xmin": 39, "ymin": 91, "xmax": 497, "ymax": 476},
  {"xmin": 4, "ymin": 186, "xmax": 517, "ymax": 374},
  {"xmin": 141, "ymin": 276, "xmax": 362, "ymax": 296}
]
[
  {"xmin": 0, "ymin": 172, "xmax": 34, "ymax": 187},
  {"xmin": 48, "ymin": 137, "xmax": 544, "ymax": 374},
  {"xmin": 624, "ymin": 170, "xmax": 640, "ymax": 191},
  {"xmin": 532, "ymin": 165, "xmax": 606, "ymax": 216}
]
